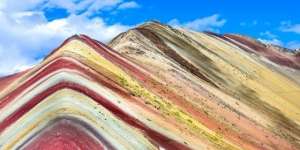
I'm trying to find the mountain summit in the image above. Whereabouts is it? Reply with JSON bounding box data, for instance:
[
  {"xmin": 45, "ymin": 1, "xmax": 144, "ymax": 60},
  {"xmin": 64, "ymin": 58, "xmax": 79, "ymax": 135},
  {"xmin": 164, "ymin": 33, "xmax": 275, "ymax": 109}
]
[{"xmin": 0, "ymin": 22, "xmax": 300, "ymax": 150}]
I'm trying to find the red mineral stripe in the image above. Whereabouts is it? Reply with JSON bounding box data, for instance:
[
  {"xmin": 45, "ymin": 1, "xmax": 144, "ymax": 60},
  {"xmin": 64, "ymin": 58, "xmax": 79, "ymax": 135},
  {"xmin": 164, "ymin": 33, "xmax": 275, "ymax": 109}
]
[
  {"xmin": 21, "ymin": 118, "xmax": 106, "ymax": 150},
  {"xmin": 0, "ymin": 81, "xmax": 190, "ymax": 149}
]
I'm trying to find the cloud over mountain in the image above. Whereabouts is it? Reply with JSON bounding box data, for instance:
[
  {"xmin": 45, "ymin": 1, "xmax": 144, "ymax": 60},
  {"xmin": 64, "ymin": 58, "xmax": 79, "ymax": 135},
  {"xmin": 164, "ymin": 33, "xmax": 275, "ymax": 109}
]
[{"xmin": 0, "ymin": 0, "xmax": 138, "ymax": 75}]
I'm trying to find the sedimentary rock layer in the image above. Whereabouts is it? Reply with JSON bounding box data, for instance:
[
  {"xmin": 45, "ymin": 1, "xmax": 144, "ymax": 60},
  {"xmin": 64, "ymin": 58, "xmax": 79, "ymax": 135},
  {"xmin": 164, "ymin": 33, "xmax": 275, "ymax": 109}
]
[
  {"xmin": 109, "ymin": 22, "xmax": 300, "ymax": 150},
  {"xmin": 0, "ymin": 21, "xmax": 299, "ymax": 150}
]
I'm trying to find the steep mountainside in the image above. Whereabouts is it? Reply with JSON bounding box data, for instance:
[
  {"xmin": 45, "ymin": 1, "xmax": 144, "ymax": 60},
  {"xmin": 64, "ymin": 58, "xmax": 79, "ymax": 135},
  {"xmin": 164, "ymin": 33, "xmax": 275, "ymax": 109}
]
[
  {"xmin": 0, "ymin": 21, "xmax": 299, "ymax": 150},
  {"xmin": 109, "ymin": 21, "xmax": 300, "ymax": 150}
]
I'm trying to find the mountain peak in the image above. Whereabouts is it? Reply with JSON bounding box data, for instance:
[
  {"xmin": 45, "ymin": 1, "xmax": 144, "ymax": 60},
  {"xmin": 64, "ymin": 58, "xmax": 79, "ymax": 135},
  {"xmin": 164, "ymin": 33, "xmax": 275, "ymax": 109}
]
[
  {"xmin": 110, "ymin": 23, "xmax": 300, "ymax": 148},
  {"xmin": 1, "ymin": 22, "xmax": 300, "ymax": 150},
  {"xmin": 141, "ymin": 20, "xmax": 163, "ymax": 26}
]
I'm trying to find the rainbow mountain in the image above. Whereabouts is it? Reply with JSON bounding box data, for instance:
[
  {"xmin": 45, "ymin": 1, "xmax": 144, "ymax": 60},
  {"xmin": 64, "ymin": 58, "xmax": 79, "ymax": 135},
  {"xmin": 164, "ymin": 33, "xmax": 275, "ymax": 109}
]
[{"xmin": 0, "ymin": 21, "xmax": 300, "ymax": 150}]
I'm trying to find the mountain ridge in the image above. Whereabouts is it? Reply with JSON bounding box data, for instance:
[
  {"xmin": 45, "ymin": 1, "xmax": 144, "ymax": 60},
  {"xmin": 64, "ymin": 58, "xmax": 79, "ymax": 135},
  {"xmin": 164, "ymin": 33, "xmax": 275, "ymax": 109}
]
[
  {"xmin": 0, "ymin": 22, "xmax": 299, "ymax": 150},
  {"xmin": 109, "ymin": 21, "xmax": 300, "ymax": 149}
]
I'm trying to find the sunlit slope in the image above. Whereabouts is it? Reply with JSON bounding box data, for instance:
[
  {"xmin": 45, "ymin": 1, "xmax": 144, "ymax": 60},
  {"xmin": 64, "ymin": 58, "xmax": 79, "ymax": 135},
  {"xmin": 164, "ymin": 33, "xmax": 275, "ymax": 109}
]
[
  {"xmin": 0, "ymin": 21, "xmax": 299, "ymax": 150},
  {"xmin": 109, "ymin": 21, "xmax": 300, "ymax": 150},
  {"xmin": 0, "ymin": 35, "xmax": 240, "ymax": 149}
]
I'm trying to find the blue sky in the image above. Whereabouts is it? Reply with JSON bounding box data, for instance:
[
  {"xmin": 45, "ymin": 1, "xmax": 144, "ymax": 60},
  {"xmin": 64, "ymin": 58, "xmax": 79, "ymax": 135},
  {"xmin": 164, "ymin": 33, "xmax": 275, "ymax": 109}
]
[
  {"xmin": 107, "ymin": 0, "xmax": 300, "ymax": 46},
  {"xmin": 0, "ymin": 0, "xmax": 300, "ymax": 75}
]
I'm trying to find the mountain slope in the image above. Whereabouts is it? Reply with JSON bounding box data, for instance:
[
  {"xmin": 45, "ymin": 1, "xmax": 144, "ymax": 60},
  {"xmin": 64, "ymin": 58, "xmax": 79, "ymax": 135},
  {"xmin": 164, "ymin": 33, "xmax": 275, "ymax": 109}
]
[
  {"xmin": 109, "ymin": 21, "xmax": 300, "ymax": 150},
  {"xmin": 0, "ymin": 21, "xmax": 299, "ymax": 150},
  {"xmin": 0, "ymin": 35, "xmax": 192, "ymax": 149}
]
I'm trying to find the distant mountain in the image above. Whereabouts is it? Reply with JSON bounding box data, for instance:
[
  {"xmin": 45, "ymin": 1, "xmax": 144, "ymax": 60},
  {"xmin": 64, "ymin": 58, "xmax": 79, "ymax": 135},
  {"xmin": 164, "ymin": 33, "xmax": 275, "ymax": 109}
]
[{"xmin": 0, "ymin": 21, "xmax": 299, "ymax": 150}]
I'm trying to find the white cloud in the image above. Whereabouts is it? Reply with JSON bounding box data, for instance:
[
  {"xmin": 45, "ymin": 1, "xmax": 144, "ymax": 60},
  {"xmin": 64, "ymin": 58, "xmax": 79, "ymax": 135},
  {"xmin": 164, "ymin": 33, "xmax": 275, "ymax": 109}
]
[
  {"xmin": 258, "ymin": 31, "xmax": 283, "ymax": 46},
  {"xmin": 280, "ymin": 21, "xmax": 300, "ymax": 34},
  {"xmin": 258, "ymin": 37, "xmax": 300, "ymax": 50},
  {"xmin": 0, "ymin": 45, "xmax": 39, "ymax": 76},
  {"xmin": 258, "ymin": 38, "xmax": 283, "ymax": 46},
  {"xmin": 0, "ymin": 0, "xmax": 139, "ymax": 76},
  {"xmin": 0, "ymin": 0, "xmax": 123, "ymax": 15},
  {"xmin": 118, "ymin": 1, "xmax": 140, "ymax": 10},
  {"xmin": 260, "ymin": 31, "xmax": 277, "ymax": 39},
  {"xmin": 168, "ymin": 14, "xmax": 226, "ymax": 32}
]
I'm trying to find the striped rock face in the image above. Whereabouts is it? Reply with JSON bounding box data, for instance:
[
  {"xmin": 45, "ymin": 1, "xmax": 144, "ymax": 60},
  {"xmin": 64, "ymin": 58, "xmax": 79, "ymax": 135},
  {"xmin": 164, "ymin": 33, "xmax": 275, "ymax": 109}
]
[
  {"xmin": 0, "ymin": 22, "xmax": 299, "ymax": 150},
  {"xmin": 109, "ymin": 22, "xmax": 300, "ymax": 150}
]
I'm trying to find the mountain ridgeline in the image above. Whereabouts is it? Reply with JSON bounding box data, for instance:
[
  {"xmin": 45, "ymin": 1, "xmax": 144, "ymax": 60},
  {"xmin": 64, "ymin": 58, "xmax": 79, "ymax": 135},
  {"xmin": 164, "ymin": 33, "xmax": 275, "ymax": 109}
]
[{"xmin": 0, "ymin": 21, "xmax": 299, "ymax": 150}]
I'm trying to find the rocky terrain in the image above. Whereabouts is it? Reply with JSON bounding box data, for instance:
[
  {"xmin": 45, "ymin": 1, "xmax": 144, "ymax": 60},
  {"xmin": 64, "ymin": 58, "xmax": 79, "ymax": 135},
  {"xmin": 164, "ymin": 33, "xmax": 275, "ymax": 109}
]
[{"xmin": 0, "ymin": 21, "xmax": 299, "ymax": 150}]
